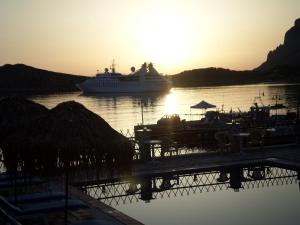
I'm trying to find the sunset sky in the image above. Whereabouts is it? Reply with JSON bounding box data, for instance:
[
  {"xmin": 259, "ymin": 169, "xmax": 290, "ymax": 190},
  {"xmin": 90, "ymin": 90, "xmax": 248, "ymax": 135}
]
[{"xmin": 1, "ymin": 0, "xmax": 300, "ymax": 76}]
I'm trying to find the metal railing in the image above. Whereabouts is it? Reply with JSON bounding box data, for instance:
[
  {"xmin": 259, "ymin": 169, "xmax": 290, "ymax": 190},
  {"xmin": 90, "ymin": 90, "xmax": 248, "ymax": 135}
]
[
  {"xmin": 0, "ymin": 208, "xmax": 22, "ymax": 225},
  {"xmin": 82, "ymin": 166, "xmax": 299, "ymax": 206}
]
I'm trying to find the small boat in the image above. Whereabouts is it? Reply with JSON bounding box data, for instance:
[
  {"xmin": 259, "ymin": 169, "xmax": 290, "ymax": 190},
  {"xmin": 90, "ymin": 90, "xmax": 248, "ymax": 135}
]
[
  {"xmin": 76, "ymin": 62, "xmax": 172, "ymax": 93},
  {"xmin": 134, "ymin": 98, "xmax": 299, "ymax": 149}
]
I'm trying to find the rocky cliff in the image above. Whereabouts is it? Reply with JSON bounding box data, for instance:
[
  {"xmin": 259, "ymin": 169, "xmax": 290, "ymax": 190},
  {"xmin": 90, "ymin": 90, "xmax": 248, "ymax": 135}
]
[{"xmin": 257, "ymin": 18, "xmax": 300, "ymax": 71}]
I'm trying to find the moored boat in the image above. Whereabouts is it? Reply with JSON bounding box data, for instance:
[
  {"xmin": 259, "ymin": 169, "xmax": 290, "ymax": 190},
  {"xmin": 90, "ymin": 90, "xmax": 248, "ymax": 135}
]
[
  {"xmin": 77, "ymin": 62, "xmax": 172, "ymax": 93},
  {"xmin": 134, "ymin": 100, "xmax": 299, "ymax": 149}
]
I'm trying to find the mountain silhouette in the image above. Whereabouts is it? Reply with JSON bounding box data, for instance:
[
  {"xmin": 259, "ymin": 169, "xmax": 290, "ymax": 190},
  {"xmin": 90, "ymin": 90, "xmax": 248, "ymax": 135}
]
[
  {"xmin": 0, "ymin": 64, "xmax": 87, "ymax": 92},
  {"xmin": 171, "ymin": 18, "xmax": 300, "ymax": 86},
  {"xmin": 1, "ymin": 19, "xmax": 300, "ymax": 92},
  {"xmin": 257, "ymin": 18, "xmax": 300, "ymax": 71}
]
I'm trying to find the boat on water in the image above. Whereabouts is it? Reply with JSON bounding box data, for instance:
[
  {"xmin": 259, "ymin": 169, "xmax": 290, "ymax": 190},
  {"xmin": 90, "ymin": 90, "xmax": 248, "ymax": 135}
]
[
  {"xmin": 76, "ymin": 62, "xmax": 172, "ymax": 93},
  {"xmin": 134, "ymin": 98, "xmax": 299, "ymax": 150}
]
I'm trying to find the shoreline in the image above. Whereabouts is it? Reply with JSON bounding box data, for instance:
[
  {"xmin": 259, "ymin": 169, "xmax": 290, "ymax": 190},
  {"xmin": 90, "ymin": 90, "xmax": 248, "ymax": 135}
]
[{"xmin": 1, "ymin": 82, "xmax": 299, "ymax": 96}]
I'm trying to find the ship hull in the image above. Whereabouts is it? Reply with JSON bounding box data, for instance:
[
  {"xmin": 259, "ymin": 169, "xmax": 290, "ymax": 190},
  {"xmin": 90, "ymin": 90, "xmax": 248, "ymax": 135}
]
[
  {"xmin": 77, "ymin": 62, "xmax": 172, "ymax": 93},
  {"xmin": 77, "ymin": 79, "xmax": 172, "ymax": 93}
]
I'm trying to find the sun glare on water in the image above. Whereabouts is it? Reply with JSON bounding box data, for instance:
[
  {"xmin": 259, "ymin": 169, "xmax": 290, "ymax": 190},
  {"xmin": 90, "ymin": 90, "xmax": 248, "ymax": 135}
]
[{"xmin": 164, "ymin": 93, "xmax": 177, "ymax": 115}]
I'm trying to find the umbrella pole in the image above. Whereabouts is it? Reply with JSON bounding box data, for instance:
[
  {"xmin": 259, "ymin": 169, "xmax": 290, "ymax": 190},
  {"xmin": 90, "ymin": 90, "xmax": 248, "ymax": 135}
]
[
  {"xmin": 141, "ymin": 100, "xmax": 144, "ymax": 125},
  {"xmin": 64, "ymin": 161, "xmax": 69, "ymax": 225},
  {"xmin": 13, "ymin": 161, "xmax": 17, "ymax": 205}
]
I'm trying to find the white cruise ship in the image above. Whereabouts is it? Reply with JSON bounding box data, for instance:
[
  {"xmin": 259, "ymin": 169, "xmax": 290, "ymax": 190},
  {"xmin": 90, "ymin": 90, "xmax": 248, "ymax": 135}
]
[{"xmin": 76, "ymin": 62, "xmax": 172, "ymax": 93}]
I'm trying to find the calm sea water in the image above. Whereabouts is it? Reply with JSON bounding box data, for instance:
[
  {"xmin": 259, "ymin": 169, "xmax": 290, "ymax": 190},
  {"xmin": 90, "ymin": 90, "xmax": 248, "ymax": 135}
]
[
  {"xmin": 29, "ymin": 83, "xmax": 300, "ymax": 133},
  {"xmin": 23, "ymin": 84, "xmax": 300, "ymax": 224}
]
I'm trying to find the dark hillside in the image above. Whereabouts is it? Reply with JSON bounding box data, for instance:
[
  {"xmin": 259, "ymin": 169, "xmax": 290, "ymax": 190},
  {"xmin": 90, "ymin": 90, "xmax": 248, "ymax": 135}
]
[
  {"xmin": 0, "ymin": 64, "xmax": 88, "ymax": 93},
  {"xmin": 257, "ymin": 18, "xmax": 300, "ymax": 71},
  {"xmin": 170, "ymin": 68, "xmax": 263, "ymax": 87}
]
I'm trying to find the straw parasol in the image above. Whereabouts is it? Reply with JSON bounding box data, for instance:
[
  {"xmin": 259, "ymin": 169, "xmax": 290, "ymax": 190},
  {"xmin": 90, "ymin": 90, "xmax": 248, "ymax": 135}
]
[
  {"xmin": 0, "ymin": 96, "xmax": 49, "ymax": 171},
  {"xmin": 36, "ymin": 101, "xmax": 133, "ymax": 165},
  {"xmin": 2, "ymin": 100, "xmax": 133, "ymax": 173},
  {"xmin": 1, "ymin": 99, "xmax": 134, "ymax": 225},
  {"xmin": 0, "ymin": 95, "xmax": 48, "ymax": 139},
  {"xmin": 25, "ymin": 101, "xmax": 133, "ymax": 225}
]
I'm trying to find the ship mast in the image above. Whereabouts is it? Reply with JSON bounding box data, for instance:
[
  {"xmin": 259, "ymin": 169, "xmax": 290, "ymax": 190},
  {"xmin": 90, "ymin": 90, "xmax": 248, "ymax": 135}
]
[{"xmin": 110, "ymin": 59, "xmax": 116, "ymax": 73}]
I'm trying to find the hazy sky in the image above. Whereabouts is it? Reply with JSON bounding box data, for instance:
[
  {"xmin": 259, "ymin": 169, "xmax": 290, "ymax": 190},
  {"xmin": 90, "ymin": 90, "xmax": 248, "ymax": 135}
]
[{"xmin": 1, "ymin": 0, "xmax": 300, "ymax": 75}]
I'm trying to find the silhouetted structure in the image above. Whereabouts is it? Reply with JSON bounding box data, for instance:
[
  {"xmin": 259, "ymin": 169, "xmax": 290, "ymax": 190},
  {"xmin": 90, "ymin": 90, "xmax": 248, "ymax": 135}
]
[
  {"xmin": 1, "ymin": 99, "xmax": 133, "ymax": 174},
  {"xmin": 0, "ymin": 96, "xmax": 48, "ymax": 172}
]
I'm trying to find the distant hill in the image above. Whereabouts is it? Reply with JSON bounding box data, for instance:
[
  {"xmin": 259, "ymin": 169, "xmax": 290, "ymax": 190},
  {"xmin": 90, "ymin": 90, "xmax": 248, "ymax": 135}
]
[
  {"xmin": 0, "ymin": 64, "xmax": 88, "ymax": 93},
  {"xmin": 170, "ymin": 68, "xmax": 263, "ymax": 87},
  {"xmin": 259, "ymin": 65, "xmax": 300, "ymax": 83},
  {"xmin": 171, "ymin": 18, "xmax": 300, "ymax": 87},
  {"xmin": 170, "ymin": 65, "xmax": 300, "ymax": 88},
  {"xmin": 257, "ymin": 18, "xmax": 300, "ymax": 71}
]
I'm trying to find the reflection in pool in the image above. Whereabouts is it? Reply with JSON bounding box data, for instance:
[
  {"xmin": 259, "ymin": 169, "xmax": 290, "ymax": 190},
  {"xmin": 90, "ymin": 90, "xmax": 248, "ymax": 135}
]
[{"xmin": 82, "ymin": 165, "xmax": 300, "ymax": 225}]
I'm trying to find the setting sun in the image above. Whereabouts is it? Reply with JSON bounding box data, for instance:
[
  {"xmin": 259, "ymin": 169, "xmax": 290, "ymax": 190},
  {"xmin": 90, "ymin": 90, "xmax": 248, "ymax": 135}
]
[
  {"xmin": 137, "ymin": 9, "xmax": 194, "ymax": 71},
  {"xmin": 1, "ymin": 0, "xmax": 300, "ymax": 75}
]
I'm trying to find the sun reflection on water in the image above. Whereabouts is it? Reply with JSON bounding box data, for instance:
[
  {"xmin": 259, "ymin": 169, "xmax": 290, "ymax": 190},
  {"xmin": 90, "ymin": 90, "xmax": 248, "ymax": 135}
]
[
  {"xmin": 29, "ymin": 84, "xmax": 300, "ymax": 132},
  {"xmin": 164, "ymin": 93, "xmax": 177, "ymax": 115}
]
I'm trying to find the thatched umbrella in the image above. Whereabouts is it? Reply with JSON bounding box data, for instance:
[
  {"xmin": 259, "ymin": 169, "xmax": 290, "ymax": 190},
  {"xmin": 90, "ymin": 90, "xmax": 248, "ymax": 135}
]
[
  {"xmin": 2, "ymin": 100, "xmax": 133, "ymax": 172},
  {"xmin": 0, "ymin": 96, "xmax": 48, "ymax": 204},
  {"xmin": 0, "ymin": 96, "xmax": 48, "ymax": 171},
  {"xmin": 1, "ymin": 98, "xmax": 134, "ymax": 175},
  {"xmin": 2, "ymin": 100, "xmax": 133, "ymax": 225},
  {"xmin": 37, "ymin": 101, "xmax": 133, "ymax": 225},
  {"xmin": 0, "ymin": 95, "xmax": 48, "ymax": 134},
  {"xmin": 39, "ymin": 101, "xmax": 132, "ymax": 162},
  {"xmin": 0, "ymin": 95, "xmax": 48, "ymax": 139}
]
